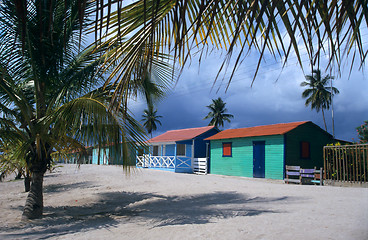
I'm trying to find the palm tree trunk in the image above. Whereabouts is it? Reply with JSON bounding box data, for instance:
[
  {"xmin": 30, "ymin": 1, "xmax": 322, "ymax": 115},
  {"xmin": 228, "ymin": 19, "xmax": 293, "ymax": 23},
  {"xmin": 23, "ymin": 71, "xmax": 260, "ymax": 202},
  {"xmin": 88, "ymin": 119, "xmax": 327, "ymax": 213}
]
[
  {"xmin": 322, "ymin": 108, "xmax": 327, "ymax": 132},
  {"xmin": 15, "ymin": 170, "xmax": 22, "ymax": 180},
  {"xmin": 24, "ymin": 172, "xmax": 31, "ymax": 192},
  {"xmin": 22, "ymin": 170, "xmax": 44, "ymax": 220}
]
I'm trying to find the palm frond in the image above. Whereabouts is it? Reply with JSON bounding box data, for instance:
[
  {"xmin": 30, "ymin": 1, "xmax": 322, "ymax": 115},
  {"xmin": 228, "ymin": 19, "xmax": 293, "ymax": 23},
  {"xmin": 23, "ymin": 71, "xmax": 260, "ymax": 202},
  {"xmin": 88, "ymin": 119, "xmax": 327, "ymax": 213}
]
[{"xmin": 94, "ymin": 0, "xmax": 367, "ymax": 104}]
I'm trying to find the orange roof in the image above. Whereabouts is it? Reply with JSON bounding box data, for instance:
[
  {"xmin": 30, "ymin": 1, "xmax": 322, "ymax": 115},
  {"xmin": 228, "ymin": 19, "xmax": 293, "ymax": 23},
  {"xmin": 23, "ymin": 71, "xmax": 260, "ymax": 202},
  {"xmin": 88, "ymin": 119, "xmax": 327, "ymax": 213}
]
[
  {"xmin": 148, "ymin": 126, "xmax": 216, "ymax": 143},
  {"xmin": 206, "ymin": 121, "xmax": 310, "ymax": 140}
]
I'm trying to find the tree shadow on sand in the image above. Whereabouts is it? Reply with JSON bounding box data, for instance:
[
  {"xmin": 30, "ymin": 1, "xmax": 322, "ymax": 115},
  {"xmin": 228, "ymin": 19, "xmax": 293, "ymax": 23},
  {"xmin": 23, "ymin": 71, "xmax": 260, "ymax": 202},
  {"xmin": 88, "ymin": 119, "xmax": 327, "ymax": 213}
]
[
  {"xmin": 43, "ymin": 181, "xmax": 100, "ymax": 194},
  {"xmin": 2, "ymin": 190, "xmax": 302, "ymax": 239}
]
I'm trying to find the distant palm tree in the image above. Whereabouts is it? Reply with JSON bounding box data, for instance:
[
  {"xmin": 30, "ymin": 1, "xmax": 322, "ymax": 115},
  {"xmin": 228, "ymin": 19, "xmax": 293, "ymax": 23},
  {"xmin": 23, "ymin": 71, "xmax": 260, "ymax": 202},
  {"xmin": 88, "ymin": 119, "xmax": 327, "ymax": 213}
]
[
  {"xmin": 301, "ymin": 70, "xmax": 339, "ymax": 132},
  {"xmin": 204, "ymin": 97, "xmax": 234, "ymax": 128},
  {"xmin": 142, "ymin": 106, "xmax": 162, "ymax": 138}
]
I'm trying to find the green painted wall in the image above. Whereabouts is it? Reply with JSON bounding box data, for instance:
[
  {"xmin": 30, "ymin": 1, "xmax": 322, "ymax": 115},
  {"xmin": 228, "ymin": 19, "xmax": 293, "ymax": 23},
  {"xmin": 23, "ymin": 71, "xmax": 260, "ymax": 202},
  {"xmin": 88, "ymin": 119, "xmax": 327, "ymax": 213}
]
[
  {"xmin": 285, "ymin": 122, "xmax": 334, "ymax": 169},
  {"xmin": 210, "ymin": 135, "xmax": 284, "ymax": 179}
]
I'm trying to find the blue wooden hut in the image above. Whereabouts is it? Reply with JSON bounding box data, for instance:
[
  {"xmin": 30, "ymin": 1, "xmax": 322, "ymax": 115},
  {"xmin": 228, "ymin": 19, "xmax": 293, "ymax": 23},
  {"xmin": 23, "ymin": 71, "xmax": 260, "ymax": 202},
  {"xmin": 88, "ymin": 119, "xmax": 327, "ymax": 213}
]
[
  {"xmin": 205, "ymin": 121, "xmax": 335, "ymax": 180},
  {"xmin": 91, "ymin": 143, "xmax": 131, "ymax": 165},
  {"xmin": 136, "ymin": 126, "xmax": 219, "ymax": 173}
]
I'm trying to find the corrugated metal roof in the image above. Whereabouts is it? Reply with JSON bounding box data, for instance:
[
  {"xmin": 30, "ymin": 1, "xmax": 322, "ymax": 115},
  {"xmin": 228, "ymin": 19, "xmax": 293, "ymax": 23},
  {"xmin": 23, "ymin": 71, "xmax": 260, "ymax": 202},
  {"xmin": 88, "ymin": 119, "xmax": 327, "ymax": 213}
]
[
  {"xmin": 148, "ymin": 126, "xmax": 216, "ymax": 143},
  {"xmin": 205, "ymin": 121, "xmax": 310, "ymax": 140}
]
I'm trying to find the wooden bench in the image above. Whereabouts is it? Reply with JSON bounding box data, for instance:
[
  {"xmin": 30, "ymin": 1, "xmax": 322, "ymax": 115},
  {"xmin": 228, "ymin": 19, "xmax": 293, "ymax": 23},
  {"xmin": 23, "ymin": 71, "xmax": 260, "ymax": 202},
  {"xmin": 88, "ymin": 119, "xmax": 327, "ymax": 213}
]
[
  {"xmin": 311, "ymin": 167, "xmax": 323, "ymax": 185},
  {"xmin": 285, "ymin": 165, "xmax": 301, "ymax": 184},
  {"xmin": 285, "ymin": 166, "xmax": 323, "ymax": 185}
]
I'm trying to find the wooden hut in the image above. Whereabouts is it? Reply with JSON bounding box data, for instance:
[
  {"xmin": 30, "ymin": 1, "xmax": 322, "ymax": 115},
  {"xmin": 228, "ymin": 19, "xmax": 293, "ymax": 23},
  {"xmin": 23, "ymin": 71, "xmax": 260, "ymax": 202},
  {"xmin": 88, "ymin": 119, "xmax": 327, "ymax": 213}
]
[
  {"xmin": 92, "ymin": 143, "xmax": 136, "ymax": 166},
  {"xmin": 136, "ymin": 126, "xmax": 219, "ymax": 173},
  {"xmin": 205, "ymin": 121, "xmax": 335, "ymax": 179}
]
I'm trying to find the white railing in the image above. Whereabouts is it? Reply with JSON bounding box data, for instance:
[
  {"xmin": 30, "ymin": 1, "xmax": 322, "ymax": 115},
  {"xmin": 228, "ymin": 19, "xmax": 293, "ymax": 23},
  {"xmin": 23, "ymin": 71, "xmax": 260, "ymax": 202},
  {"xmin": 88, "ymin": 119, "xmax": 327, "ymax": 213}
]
[
  {"xmin": 136, "ymin": 155, "xmax": 192, "ymax": 169},
  {"xmin": 193, "ymin": 158, "xmax": 208, "ymax": 174}
]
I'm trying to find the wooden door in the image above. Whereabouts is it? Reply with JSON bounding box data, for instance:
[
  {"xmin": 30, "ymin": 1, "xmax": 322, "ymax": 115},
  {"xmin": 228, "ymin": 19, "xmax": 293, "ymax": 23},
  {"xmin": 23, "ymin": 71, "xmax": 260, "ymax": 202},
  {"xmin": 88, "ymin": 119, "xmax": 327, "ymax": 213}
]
[{"xmin": 253, "ymin": 141, "xmax": 265, "ymax": 178}]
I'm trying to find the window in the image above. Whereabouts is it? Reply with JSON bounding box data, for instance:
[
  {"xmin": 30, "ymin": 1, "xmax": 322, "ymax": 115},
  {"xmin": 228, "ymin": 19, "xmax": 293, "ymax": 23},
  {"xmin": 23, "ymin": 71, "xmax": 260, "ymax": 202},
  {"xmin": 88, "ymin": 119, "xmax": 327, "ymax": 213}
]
[
  {"xmin": 176, "ymin": 144, "xmax": 186, "ymax": 156},
  {"xmin": 300, "ymin": 141, "xmax": 310, "ymax": 159},
  {"xmin": 153, "ymin": 146, "xmax": 159, "ymax": 156},
  {"xmin": 222, "ymin": 142, "xmax": 232, "ymax": 157}
]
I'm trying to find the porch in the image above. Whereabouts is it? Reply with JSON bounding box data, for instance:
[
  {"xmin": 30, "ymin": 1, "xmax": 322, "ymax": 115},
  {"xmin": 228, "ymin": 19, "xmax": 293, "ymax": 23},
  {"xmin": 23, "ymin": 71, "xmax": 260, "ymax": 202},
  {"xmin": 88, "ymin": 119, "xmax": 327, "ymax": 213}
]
[
  {"xmin": 135, "ymin": 126, "xmax": 216, "ymax": 174},
  {"xmin": 136, "ymin": 155, "xmax": 193, "ymax": 173}
]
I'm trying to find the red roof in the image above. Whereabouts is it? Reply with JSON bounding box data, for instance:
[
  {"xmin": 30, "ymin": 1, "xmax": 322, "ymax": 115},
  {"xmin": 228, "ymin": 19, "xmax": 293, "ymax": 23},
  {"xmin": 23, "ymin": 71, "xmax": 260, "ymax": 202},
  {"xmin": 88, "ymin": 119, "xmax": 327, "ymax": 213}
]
[
  {"xmin": 205, "ymin": 121, "xmax": 310, "ymax": 140},
  {"xmin": 148, "ymin": 126, "xmax": 216, "ymax": 143}
]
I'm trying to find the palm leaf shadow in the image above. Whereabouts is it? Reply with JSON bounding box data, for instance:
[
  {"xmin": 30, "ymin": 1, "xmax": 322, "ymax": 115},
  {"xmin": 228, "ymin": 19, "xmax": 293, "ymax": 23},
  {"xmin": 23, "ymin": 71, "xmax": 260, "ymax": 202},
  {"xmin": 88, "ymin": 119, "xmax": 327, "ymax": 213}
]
[{"xmin": 2, "ymin": 190, "xmax": 302, "ymax": 239}]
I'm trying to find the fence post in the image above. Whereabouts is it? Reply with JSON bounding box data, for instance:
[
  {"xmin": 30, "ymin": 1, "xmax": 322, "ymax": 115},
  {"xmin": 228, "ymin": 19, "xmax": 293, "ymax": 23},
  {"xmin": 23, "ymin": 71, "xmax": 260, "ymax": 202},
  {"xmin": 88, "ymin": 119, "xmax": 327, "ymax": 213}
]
[{"xmin": 323, "ymin": 144, "xmax": 368, "ymax": 184}]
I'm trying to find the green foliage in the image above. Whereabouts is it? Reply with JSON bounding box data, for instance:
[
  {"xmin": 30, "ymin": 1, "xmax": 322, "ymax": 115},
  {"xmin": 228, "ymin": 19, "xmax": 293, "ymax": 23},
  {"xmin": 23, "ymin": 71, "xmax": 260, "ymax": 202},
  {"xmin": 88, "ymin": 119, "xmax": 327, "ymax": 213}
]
[
  {"xmin": 0, "ymin": 0, "xmax": 146, "ymax": 172},
  {"xmin": 301, "ymin": 69, "xmax": 339, "ymax": 131},
  {"xmin": 356, "ymin": 120, "xmax": 368, "ymax": 144},
  {"xmin": 142, "ymin": 105, "xmax": 162, "ymax": 138},
  {"xmin": 0, "ymin": 0, "xmax": 146, "ymax": 218},
  {"xmin": 96, "ymin": 0, "xmax": 367, "ymax": 103},
  {"xmin": 326, "ymin": 142, "xmax": 342, "ymax": 147},
  {"xmin": 204, "ymin": 97, "xmax": 234, "ymax": 128},
  {"xmin": 0, "ymin": 140, "xmax": 27, "ymax": 181}
]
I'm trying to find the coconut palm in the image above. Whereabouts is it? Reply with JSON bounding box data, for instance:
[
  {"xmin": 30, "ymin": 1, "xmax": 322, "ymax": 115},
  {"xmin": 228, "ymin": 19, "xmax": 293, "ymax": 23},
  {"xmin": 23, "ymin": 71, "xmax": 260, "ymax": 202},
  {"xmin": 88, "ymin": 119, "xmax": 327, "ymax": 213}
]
[
  {"xmin": 142, "ymin": 106, "xmax": 162, "ymax": 138},
  {"xmin": 204, "ymin": 97, "xmax": 234, "ymax": 128},
  {"xmin": 94, "ymin": 0, "xmax": 367, "ymax": 105},
  {"xmin": 301, "ymin": 69, "xmax": 339, "ymax": 132},
  {"xmin": 0, "ymin": 0, "xmax": 146, "ymax": 220}
]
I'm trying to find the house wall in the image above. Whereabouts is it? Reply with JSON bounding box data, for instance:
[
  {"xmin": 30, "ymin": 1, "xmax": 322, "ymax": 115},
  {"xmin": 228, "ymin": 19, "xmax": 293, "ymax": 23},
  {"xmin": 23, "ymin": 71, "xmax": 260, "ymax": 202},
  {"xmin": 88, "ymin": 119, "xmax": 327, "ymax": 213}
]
[
  {"xmin": 185, "ymin": 144, "xmax": 192, "ymax": 157},
  {"xmin": 92, "ymin": 148, "xmax": 109, "ymax": 165},
  {"xmin": 165, "ymin": 144, "xmax": 175, "ymax": 155},
  {"xmin": 194, "ymin": 128, "xmax": 220, "ymax": 158},
  {"xmin": 285, "ymin": 122, "xmax": 334, "ymax": 169},
  {"xmin": 109, "ymin": 145, "xmax": 124, "ymax": 165},
  {"xmin": 149, "ymin": 143, "xmax": 191, "ymax": 157},
  {"xmin": 141, "ymin": 128, "xmax": 219, "ymax": 173},
  {"xmin": 92, "ymin": 144, "xmax": 128, "ymax": 165},
  {"xmin": 175, "ymin": 140, "xmax": 192, "ymax": 157},
  {"xmin": 209, "ymin": 135, "xmax": 284, "ymax": 179}
]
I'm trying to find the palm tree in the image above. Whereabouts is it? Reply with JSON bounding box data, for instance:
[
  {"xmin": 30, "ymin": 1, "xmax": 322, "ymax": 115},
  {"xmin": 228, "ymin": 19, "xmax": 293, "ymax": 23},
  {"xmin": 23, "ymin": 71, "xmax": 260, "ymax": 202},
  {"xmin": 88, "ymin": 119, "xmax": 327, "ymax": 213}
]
[
  {"xmin": 0, "ymin": 0, "xmax": 145, "ymax": 220},
  {"xmin": 301, "ymin": 69, "xmax": 339, "ymax": 132},
  {"xmin": 204, "ymin": 97, "xmax": 234, "ymax": 128},
  {"xmin": 93, "ymin": 0, "xmax": 367, "ymax": 105},
  {"xmin": 3, "ymin": 0, "xmax": 365, "ymax": 219},
  {"xmin": 142, "ymin": 106, "xmax": 162, "ymax": 138}
]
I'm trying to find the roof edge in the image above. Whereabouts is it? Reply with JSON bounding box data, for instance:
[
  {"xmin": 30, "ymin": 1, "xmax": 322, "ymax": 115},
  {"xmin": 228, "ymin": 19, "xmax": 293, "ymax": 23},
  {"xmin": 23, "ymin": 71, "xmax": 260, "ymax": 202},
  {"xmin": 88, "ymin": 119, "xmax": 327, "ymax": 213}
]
[{"xmin": 205, "ymin": 121, "xmax": 312, "ymax": 140}]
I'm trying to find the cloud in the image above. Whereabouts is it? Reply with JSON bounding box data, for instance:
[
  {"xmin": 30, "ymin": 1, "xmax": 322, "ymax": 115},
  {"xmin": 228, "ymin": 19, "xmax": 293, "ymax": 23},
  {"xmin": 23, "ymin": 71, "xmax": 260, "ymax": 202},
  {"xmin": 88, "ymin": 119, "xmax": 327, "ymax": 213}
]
[{"xmin": 131, "ymin": 51, "xmax": 368, "ymax": 142}]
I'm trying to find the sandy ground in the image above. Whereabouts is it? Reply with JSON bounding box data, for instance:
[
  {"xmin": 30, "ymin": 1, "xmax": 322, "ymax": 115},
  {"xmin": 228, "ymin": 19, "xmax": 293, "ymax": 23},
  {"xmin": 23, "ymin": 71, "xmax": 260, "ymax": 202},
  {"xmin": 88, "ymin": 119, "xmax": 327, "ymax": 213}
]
[{"xmin": 0, "ymin": 164, "xmax": 367, "ymax": 240}]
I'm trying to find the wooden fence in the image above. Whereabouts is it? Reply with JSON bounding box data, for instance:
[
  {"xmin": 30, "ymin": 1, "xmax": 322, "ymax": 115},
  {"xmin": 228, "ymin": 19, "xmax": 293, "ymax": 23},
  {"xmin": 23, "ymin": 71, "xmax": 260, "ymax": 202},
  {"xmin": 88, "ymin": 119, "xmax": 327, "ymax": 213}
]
[{"xmin": 324, "ymin": 144, "xmax": 368, "ymax": 183}]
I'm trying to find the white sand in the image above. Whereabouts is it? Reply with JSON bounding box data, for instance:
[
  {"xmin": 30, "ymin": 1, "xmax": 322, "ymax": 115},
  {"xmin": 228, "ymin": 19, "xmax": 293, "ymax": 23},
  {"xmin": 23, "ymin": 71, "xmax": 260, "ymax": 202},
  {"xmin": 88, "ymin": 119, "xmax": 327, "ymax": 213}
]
[{"xmin": 0, "ymin": 164, "xmax": 367, "ymax": 240}]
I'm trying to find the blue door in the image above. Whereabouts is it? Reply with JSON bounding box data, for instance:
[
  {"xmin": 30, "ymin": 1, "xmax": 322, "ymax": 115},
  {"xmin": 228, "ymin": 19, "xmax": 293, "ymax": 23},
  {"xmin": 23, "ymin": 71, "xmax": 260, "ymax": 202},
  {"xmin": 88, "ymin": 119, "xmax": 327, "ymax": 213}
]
[{"xmin": 253, "ymin": 141, "xmax": 265, "ymax": 178}]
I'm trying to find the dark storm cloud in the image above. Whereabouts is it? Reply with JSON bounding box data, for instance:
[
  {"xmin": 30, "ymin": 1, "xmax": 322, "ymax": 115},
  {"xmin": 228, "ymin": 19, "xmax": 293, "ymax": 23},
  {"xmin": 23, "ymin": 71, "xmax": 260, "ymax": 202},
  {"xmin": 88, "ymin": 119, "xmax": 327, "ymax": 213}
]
[{"xmin": 131, "ymin": 53, "xmax": 368, "ymax": 142}]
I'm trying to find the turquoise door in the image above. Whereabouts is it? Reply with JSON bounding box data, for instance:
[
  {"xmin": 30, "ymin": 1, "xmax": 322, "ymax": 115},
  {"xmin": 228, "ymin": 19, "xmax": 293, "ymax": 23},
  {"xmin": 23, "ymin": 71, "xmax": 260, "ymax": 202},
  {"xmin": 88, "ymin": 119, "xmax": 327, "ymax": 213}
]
[{"xmin": 253, "ymin": 141, "xmax": 265, "ymax": 178}]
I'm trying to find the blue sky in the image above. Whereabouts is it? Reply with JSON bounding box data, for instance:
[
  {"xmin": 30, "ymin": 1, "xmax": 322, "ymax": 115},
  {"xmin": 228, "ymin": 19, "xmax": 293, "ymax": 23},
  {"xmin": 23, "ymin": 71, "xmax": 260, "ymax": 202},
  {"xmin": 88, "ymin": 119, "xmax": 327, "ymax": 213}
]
[{"xmin": 130, "ymin": 50, "xmax": 368, "ymax": 142}]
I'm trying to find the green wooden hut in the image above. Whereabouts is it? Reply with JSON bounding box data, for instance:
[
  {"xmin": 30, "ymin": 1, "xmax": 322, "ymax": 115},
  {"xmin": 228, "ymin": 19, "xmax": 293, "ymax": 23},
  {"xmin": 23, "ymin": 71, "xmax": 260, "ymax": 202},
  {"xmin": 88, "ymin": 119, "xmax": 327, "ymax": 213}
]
[{"xmin": 205, "ymin": 121, "xmax": 335, "ymax": 180}]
